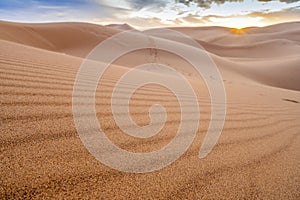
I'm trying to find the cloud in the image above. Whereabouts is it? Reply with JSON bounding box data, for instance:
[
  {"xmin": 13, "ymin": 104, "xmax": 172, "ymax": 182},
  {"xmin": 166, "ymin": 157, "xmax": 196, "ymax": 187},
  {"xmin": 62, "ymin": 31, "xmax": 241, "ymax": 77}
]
[
  {"xmin": 127, "ymin": 0, "xmax": 300, "ymax": 27},
  {"xmin": 128, "ymin": 0, "xmax": 167, "ymax": 9},
  {"xmin": 91, "ymin": 0, "xmax": 132, "ymax": 10},
  {"xmin": 176, "ymin": 0, "xmax": 300, "ymax": 8},
  {"xmin": 0, "ymin": 0, "xmax": 299, "ymax": 27}
]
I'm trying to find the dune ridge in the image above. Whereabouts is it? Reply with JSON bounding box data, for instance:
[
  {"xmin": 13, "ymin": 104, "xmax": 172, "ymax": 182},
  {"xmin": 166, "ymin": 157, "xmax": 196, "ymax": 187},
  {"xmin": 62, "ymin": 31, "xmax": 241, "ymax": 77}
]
[{"xmin": 1, "ymin": 20, "xmax": 299, "ymax": 91}]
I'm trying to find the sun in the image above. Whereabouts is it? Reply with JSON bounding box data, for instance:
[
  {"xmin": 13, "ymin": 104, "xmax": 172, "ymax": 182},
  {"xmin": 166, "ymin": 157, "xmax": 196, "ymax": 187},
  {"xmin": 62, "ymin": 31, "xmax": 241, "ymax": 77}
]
[{"xmin": 230, "ymin": 27, "xmax": 246, "ymax": 34}]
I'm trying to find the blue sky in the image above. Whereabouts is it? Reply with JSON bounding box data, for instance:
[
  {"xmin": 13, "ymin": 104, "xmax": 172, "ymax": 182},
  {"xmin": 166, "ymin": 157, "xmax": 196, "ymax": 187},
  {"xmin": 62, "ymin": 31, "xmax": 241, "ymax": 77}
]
[{"xmin": 0, "ymin": 0, "xmax": 299, "ymax": 28}]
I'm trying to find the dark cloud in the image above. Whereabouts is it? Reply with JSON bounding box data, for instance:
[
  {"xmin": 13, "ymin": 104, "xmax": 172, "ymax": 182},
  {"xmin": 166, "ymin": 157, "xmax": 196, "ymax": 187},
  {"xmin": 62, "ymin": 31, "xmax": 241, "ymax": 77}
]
[
  {"xmin": 175, "ymin": 0, "xmax": 299, "ymax": 8},
  {"xmin": 128, "ymin": 0, "xmax": 167, "ymax": 9},
  {"xmin": 176, "ymin": 0, "xmax": 245, "ymax": 8},
  {"xmin": 262, "ymin": 0, "xmax": 299, "ymax": 2}
]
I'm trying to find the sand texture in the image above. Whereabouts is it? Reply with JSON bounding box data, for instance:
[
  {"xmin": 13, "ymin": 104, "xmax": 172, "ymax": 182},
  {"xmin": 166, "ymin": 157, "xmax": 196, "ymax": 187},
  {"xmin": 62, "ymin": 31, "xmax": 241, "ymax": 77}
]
[{"xmin": 0, "ymin": 21, "xmax": 300, "ymax": 199}]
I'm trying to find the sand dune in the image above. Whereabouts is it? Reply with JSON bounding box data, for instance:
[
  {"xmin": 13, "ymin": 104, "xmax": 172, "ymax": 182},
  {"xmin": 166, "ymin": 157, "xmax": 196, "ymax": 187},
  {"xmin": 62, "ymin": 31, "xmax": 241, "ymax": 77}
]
[
  {"xmin": 106, "ymin": 23, "xmax": 135, "ymax": 31},
  {"xmin": 0, "ymin": 21, "xmax": 120, "ymax": 57},
  {"xmin": 0, "ymin": 21, "xmax": 300, "ymax": 199},
  {"xmin": 1, "ymin": 20, "xmax": 299, "ymax": 91},
  {"xmin": 199, "ymin": 39, "xmax": 300, "ymax": 58}
]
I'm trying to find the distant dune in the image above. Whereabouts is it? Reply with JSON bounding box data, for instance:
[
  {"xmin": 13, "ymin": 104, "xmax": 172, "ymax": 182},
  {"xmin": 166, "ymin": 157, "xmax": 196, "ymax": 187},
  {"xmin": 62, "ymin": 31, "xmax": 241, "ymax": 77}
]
[
  {"xmin": 1, "ymin": 20, "xmax": 299, "ymax": 90},
  {"xmin": 0, "ymin": 20, "xmax": 299, "ymax": 199},
  {"xmin": 0, "ymin": 21, "xmax": 120, "ymax": 57},
  {"xmin": 106, "ymin": 23, "xmax": 135, "ymax": 31}
]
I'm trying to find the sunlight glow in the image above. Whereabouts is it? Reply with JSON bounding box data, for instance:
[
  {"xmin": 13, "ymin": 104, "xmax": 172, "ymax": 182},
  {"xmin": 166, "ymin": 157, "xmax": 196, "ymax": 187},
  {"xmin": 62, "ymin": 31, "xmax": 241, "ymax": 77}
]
[
  {"xmin": 208, "ymin": 16, "xmax": 265, "ymax": 28},
  {"xmin": 230, "ymin": 28, "xmax": 246, "ymax": 34}
]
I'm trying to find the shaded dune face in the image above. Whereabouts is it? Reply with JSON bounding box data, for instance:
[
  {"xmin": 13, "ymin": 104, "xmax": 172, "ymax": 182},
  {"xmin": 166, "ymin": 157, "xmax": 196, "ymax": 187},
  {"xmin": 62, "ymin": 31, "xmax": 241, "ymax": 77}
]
[{"xmin": 0, "ymin": 21, "xmax": 300, "ymax": 199}]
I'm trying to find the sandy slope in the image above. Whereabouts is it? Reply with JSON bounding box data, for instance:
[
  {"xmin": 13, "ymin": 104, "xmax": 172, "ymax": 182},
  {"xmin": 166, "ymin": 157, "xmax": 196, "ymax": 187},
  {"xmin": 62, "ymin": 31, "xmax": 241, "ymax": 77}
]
[
  {"xmin": 0, "ymin": 21, "xmax": 120, "ymax": 57},
  {"xmin": 0, "ymin": 21, "xmax": 300, "ymax": 199}
]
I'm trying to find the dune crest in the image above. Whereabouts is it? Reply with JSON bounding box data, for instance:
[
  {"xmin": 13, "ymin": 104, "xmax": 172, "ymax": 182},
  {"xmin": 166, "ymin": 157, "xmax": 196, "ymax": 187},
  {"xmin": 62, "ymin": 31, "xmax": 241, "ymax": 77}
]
[{"xmin": 1, "ymin": 20, "xmax": 299, "ymax": 91}]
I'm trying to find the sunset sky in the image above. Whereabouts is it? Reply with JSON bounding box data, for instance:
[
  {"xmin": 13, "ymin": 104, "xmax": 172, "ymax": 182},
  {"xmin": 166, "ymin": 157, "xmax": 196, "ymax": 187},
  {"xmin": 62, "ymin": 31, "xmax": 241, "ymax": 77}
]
[{"xmin": 0, "ymin": 0, "xmax": 299, "ymax": 28}]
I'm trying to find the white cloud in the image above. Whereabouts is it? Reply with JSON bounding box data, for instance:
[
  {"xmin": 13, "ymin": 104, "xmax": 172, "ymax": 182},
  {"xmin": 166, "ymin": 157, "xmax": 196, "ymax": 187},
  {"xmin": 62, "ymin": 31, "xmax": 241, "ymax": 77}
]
[
  {"xmin": 0, "ymin": 0, "xmax": 299, "ymax": 28},
  {"xmin": 127, "ymin": 0, "xmax": 300, "ymax": 27}
]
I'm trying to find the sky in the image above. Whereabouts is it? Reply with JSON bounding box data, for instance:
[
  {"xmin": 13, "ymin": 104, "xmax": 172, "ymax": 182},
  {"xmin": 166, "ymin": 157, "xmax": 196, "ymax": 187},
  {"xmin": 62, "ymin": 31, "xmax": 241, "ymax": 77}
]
[{"xmin": 0, "ymin": 0, "xmax": 299, "ymax": 28}]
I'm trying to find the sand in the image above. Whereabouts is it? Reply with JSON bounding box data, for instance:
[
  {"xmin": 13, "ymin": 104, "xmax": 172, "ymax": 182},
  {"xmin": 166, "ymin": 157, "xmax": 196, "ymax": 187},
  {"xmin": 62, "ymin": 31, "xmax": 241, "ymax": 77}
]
[{"xmin": 0, "ymin": 20, "xmax": 299, "ymax": 199}]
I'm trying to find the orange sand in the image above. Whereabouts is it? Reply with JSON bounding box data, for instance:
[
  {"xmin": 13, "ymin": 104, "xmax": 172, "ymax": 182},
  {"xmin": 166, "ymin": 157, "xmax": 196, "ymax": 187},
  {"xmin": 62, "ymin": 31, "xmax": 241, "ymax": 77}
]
[{"xmin": 0, "ymin": 21, "xmax": 299, "ymax": 199}]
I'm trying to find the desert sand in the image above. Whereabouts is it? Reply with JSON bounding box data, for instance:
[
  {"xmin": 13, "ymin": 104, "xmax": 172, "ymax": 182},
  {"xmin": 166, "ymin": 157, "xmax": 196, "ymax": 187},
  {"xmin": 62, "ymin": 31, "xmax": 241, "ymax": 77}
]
[{"xmin": 0, "ymin": 20, "xmax": 299, "ymax": 199}]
